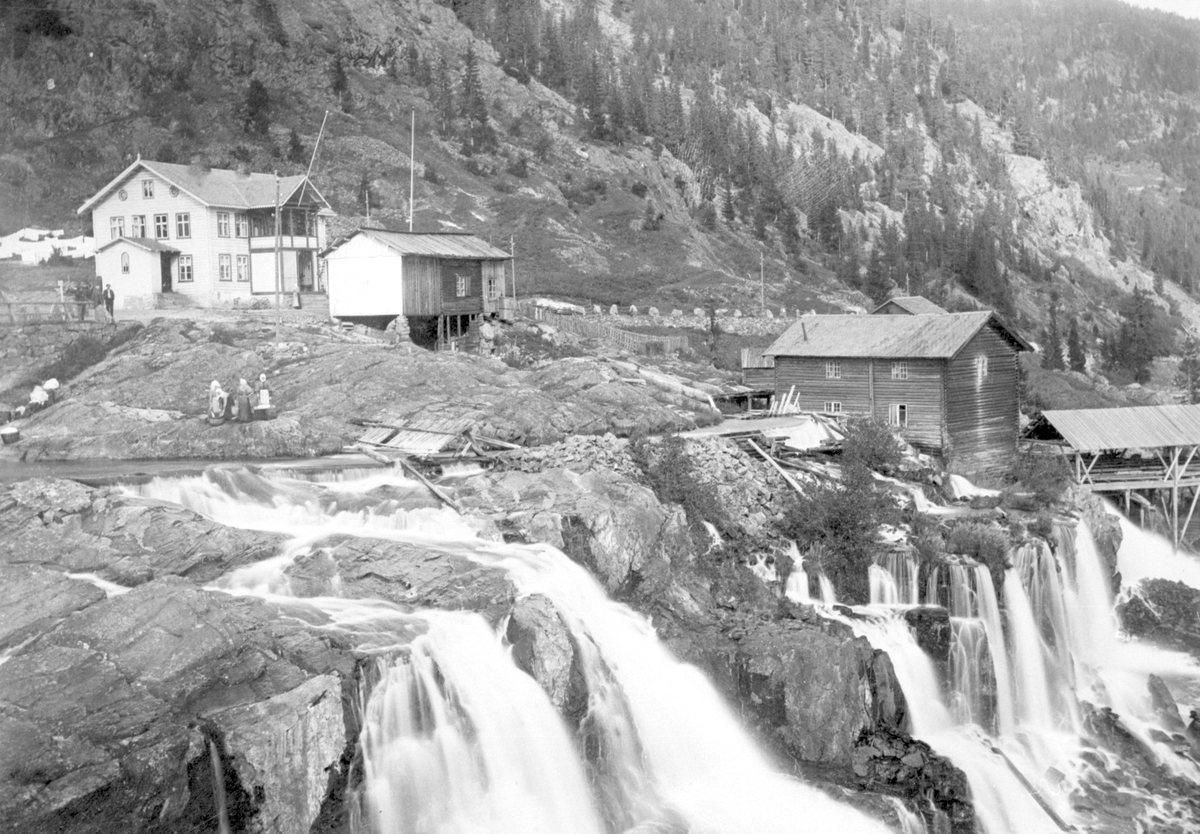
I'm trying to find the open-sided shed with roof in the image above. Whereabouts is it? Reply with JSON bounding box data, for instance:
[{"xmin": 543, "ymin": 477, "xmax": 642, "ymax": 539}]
[
  {"xmin": 764, "ymin": 311, "xmax": 1031, "ymax": 470},
  {"xmin": 1025, "ymin": 404, "xmax": 1200, "ymax": 545}
]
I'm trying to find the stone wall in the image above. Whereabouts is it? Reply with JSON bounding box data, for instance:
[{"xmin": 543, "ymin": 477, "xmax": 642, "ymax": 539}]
[{"xmin": 0, "ymin": 321, "xmax": 112, "ymax": 366}]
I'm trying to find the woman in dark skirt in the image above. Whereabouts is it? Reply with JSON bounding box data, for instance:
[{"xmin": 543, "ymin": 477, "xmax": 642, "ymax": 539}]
[{"xmin": 235, "ymin": 378, "xmax": 254, "ymax": 423}]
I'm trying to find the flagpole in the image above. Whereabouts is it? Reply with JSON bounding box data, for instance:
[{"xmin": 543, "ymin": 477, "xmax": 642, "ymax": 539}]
[
  {"xmin": 274, "ymin": 172, "xmax": 282, "ymax": 339},
  {"xmin": 409, "ymin": 107, "xmax": 416, "ymax": 231}
]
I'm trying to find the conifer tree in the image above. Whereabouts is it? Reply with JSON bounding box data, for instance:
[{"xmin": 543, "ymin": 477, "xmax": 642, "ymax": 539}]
[
  {"xmin": 1177, "ymin": 333, "xmax": 1200, "ymax": 404},
  {"xmin": 460, "ymin": 43, "xmax": 497, "ymax": 154},
  {"xmin": 1067, "ymin": 321, "xmax": 1087, "ymax": 373},
  {"xmin": 242, "ymin": 79, "xmax": 271, "ymax": 136}
]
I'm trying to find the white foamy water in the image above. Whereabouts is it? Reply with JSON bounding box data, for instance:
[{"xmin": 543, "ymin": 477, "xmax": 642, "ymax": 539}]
[{"xmin": 133, "ymin": 469, "xmax": 895, "ymax": 834}]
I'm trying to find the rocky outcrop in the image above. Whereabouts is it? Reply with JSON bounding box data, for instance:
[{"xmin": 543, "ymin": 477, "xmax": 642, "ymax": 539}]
[
  {"xmin": 0, "ymin": 576, "xmax": 358, "ymax": 834},
  {"xmin": 1117, "ymin": 578, "xmax": 1200, "ymax": 654},
  {"xmin": 506, "ymin": 594, "xmax": 589, "ymax": 725},
  {"xmin": 851, "ymin": 728, "xmax": 976, "ymax": 834},
  {"xmin": 287, "ymin": 535, "xmax": 517, "ymax": 623},
  {"xmin": 0, "ymin": 319, "xmax": 712, "ymax": 462},
  {"xmin": 0, "ymin": 478, "xmax": 286, "ymax": 586},
  {"xmin": 903, "ymin": 606, "xmax": 952, "ymax": 682},
  {"xmin": 455, "ymin": 467, "xmax": 695, "ymax": 597}
]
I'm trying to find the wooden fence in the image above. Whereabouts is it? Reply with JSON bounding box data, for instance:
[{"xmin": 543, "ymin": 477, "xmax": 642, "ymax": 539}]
[
  {"xmin": 518, "ymin": 302, "xmax": 689, "ymax": 354},
  {"xmin": 1, "ymin": 301, "xmax": 99, "ymax": 326}
]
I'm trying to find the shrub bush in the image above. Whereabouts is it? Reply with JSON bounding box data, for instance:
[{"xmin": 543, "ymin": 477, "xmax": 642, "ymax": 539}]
[
  {"xmin": 779, "ymin": 462, "xmax": 900, "ymax": 604},
  {"xmin": 506, "ymin": 155, "xmax": 529, "ymax": 179},
  {"xmin": 1010, "ymin": 447, "xmax": 1071, "ymax": 505},
  {"xmin": 629, "ymin": 434, "xmax": 732, "ymax": 543},
  {"xmin": 840, "ymin": 416, "xmax": 905, "ymax": 473},
  {"xmin": 631, "ymin": 181, "xmax": 648, "ymax": 198},
  {"xmin": 945, "ymin": 521, "xmax": 1011, "ymax": 575},
  {"xmin": 422, "ymin": 163, "xmax": 442, "ymax": 184},
  {"xmin": 209, "ymin": 325, "xmax": 238, "ymax": 346}
]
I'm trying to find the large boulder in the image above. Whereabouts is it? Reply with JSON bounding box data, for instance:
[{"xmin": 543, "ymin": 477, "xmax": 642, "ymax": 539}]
[
  {"xmin": 1117, "ymin": 578, "xmax": 1200, "ymax": 654},
  {"xmin": 455, "ymin": 467, "xmax": 695, "ymax": 598},
  {"xmin": 506, "ymin": 594, "xmax": 589, "ymax": 725}
]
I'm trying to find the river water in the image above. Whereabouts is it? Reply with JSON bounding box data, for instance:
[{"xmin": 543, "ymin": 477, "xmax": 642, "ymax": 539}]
[
  {"xmin": 131, "ymin": 466, "xmax": 896, "ymax": 834},
  {"xmin": 128, "ymin": 466, "xmax": 1200, "ymax": 834}
]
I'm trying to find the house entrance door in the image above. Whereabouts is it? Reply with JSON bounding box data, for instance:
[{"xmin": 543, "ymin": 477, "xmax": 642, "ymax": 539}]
[{"xmin": 160, "ymin": 253, "xmax": 172, "ymax": 292}]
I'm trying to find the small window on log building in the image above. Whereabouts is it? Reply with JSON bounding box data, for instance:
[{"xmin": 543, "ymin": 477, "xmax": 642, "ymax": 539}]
[
  {"xmin": 889, "ymin": 403, "xmax": 908, "ymax": 427},
  {"xmin": 825, "ymin": 361, "xmax": 841, "ymax": 379},
  {"xmin": 892, "ymin": 361, "xmax": 908, "ymax": 380},
  {"xmin": 823, "ymin": 401, "xmax": 842, "ymax": 413},
  {"xmin": 975, "ymin": 355, "xmax": 988, "ymax": 384}
]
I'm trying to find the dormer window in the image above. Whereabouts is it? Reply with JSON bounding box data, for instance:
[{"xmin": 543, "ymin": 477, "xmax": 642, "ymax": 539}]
[{"xmin": 142, "ymin": 179, "xmax": 154, "ymax": 198}]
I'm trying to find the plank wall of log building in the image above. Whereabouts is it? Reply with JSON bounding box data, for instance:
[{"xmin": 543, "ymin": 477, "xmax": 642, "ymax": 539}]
[
  {"xmin": 402, "ymin": 255, "xmax": 442, "ymax": 315},
  {"xmin": 773, "ymin": 357, "xmax": 946, "ymax": 452},
  {"xmin": 441, "ymin": 258, "xmax": 483, "ymax": 315},
  {"xmin": 944, "ymin": 326, "xmax": 1021, "ymax": 471}
]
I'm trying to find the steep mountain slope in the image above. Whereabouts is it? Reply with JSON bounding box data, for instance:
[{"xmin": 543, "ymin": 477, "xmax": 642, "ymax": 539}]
[{"xmin": 4, "ymin": 0, "xmax": 1200, "ymax": 378}]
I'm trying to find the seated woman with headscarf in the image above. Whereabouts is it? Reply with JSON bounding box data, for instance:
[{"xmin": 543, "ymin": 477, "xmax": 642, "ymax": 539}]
[{"xmin": 207, "ymin": 381, "xmax": 228, "ymax": 425}]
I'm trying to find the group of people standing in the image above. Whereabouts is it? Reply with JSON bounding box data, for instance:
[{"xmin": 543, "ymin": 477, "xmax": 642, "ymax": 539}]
[{"xmin": 206, "ymin": 374, "xmax": 271, "ymax": 425}]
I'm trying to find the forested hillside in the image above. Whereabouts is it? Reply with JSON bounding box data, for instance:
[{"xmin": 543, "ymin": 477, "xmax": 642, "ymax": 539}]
[{"xmin": 4, "ymin": 0, "xmax": 1200, "ymax": 384}]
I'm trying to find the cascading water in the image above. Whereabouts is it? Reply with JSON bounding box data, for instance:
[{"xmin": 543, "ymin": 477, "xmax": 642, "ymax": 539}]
[
  {"xmin": 131, "ymin": 469, "xmax": 895, "ymax": 834},
  {"xmin": 825, "ymin": 508, "xmax": 1200, "ymax": 834}
]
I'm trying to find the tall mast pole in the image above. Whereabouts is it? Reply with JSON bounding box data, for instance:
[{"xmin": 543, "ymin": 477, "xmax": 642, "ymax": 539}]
[
  {"xmin": 409, "ymin": 107, "xmax": 416, "ymax": 231},
  {"xmin": 274, "ymin": 172, "xmax": 282, "ymax": 338},
  {"xmin": 760, "ymin": 250, "xmax": 765, "ymax": 314}
]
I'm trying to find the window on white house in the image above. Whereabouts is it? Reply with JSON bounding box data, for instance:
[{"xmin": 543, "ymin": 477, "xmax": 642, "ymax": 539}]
[
  {"xmin": 456, "ymin": 275, "xmax": 469, "ymax": 297},
  {"xmin": 236, "ymin": 255, "xmax": 249, "ymax": 282},
  {"xmin": 892, "ymin": 361, "xmax": 909, "ymax": 380},
  {"xmin": 217, "ymin": 212, "xmax": 231, "ymax": 237},
  {"xmin": 218, "ymin": 254, "xmax": 232, "ymax": 282},
  {"xmin": 235, "ymin": 213, "xmax": 248, "ymax": 237},
  {"xmin": 142, "ymin": 179, "xmax": 154, "ymax": 198},
  {"xmin": 175, "ymin": 213, "xmax": 191, "ymax": 239},
  {"xmin": 823, "ymin": 401, "xmax": 843, "ymax": 413},
  {"xmin": 109, "ymin": 216, "xmax": 124, "ymax": 239},
  {"xmin": 975, "ymin": 355, "xmax": 989, "ymax": 384},
  {"xmin": 889, "ymin": 403, "xmax": 908, "ymax": 427},
  {"xmin": 121, "ymin": 252, "xmax": 129, "ymax": 274},
  {"xmin": 178, "ymin": 255, "xmax": 193, "ymax": 282},
  {"xmin": 131, "ymin": 215, "xmax": 145, "ymax": 237},
  {"xmin": 154, "ymin": 213, "xmax": 169, "ymax": 239},
  {"xmin": 825, "ymin": 361, "xmax": 841, "ymax": 379}
]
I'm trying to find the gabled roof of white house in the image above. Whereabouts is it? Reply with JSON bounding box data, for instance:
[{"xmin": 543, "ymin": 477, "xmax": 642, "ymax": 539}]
[
  {"xmin": 870, "ymin": 295, "xmax": 949, "ymax": 315},
  {"xmin": 326, "ymin": 228, "xmax": 512, "ymax": 259},
  {"xmin": 77, "ymin": 159, "xmax": 333, "ymax": 215},
  {"xmin": 94, "ymin": 237, "xmax": 180, "ymax": 254},
  {"xmin": 765, "ymin": 311, "xmax": 1032, "ymax": 359}
]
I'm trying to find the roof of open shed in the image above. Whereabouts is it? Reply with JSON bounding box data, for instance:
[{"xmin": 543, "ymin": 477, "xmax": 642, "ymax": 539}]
[{"xmin": 1038, "ymin": 404, "xmax": 1200, "ymax": 452}]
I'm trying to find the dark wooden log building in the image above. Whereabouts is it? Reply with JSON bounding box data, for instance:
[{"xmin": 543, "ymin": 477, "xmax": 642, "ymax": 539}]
[{"xmin": 763, "ymin": 310, "xmax": 1032, "ymax": 470}]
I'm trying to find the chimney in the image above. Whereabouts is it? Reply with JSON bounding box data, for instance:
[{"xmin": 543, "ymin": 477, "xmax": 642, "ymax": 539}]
[{"xmin": 801, "ymin": 322, "xmax": 808, "ymax": 341}]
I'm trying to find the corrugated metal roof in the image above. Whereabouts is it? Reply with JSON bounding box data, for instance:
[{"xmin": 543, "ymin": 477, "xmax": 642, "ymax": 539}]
[
  {"xmin": 78, "ymin": 160, "xmax": 329, "ymax": 213},
  {"xmin": 1040, "ymin": 405, "xmax": 1200, "ymax": 452},
  {"xmin": 871, "ymin": 296, "xmax": 949, "ymax": 315},
  {"xmin": 764, "ymin": 311, "xmax": 1031, "ymax": 359},
  {"xmin": 349, "ymin": 228, "xmax": 512, "ymax": 259},
  {"xmin": 94, "ymin": 237, "xmax": 179, "ymax": 254}
]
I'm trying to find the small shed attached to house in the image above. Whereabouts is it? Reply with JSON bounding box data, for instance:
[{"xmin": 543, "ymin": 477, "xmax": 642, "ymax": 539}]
[
  {"xmin": 323, "ymin": 229, "xmax": 511, "ymax": 339},
  {"xmin": 871, "ymin": 296, "xmax": 949, "ymax": 316},
  {"xmin": 94, "ymin": 237, "xmax": 179, "ymax": 310},
  {"xmin": 764, "ymin": 311, "xmax": 1032, "ymax": 470}
]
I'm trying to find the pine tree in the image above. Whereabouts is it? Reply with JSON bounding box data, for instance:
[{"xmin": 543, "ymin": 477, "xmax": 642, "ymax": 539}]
[
  {"xmin": 286, "ymin": 129, "xmax": 305, "ymax": 164},
  {"xmin": 242, "ymin": 79, "xmax": 271, "ymax": 136},
  {"xmin": 1067, "ymin": 321, "xmax": 1087, "ymax": 372},
  {"xmin": 1177, "ymin": 334, "xmax": 1200, "ymax": 404},
  {"xmin": 1045, "ymin": 300, "xmax": 1064, "ymax": 370},
  {"xmin": 459, "ymin": 43, "xmax": 496, "ymax": 154}
]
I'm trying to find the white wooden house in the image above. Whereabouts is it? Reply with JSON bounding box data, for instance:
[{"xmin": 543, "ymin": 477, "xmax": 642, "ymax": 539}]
[{"xmin": 77, "ymin": 158, "xmax": 334, "ymax": 309}]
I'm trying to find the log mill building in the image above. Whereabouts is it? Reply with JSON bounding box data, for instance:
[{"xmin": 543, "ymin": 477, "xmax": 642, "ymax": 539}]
[
  {"xmin": 79, "ymin": 158, "xmax": 333, "ymax": 310},
  {"xmin": 763, "ymin": 309, "xmax": 1032, "ymax": 470}
]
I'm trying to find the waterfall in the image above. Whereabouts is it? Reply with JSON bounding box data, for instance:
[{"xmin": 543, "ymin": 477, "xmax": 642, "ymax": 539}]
[
  {"xmin": 354, "ymin": 613, "xmax": 606, "ymax": 834},
  {"xmin": 133, "ymin": 470, "xmax": 894, "ymax": 834},
  {"xmin": 850, "ymin": 511, "xmax": 1200, "ymax": 834}
]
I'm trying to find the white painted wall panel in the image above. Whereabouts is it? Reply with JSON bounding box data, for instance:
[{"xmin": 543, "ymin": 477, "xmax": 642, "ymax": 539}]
[{"xmin": 326, "ymin": 236, "xmax": 403, "ymax": 318}]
